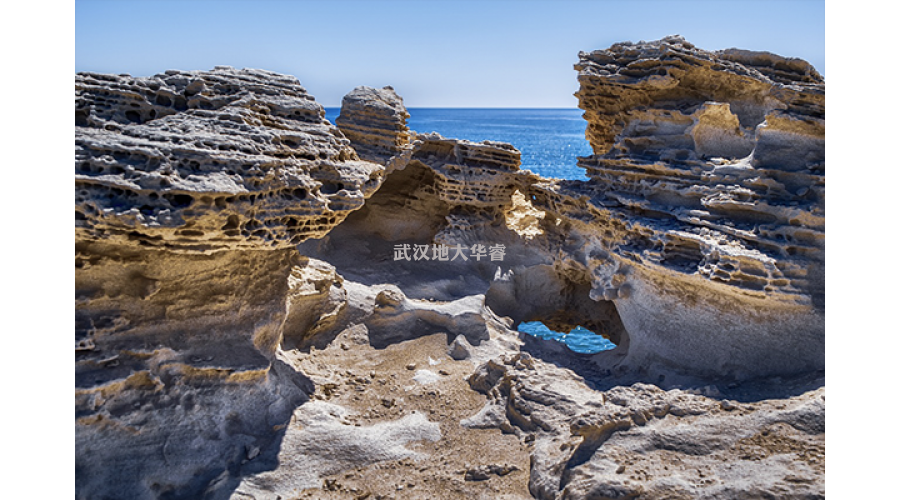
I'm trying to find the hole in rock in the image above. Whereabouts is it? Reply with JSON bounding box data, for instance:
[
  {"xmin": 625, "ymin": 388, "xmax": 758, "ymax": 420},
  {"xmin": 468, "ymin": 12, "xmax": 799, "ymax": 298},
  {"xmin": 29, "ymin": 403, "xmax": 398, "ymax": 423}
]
[
  {"xmin": 222, "ymin": 215, "xmax": 240, "ymax": 231},
  {"xmin": 124, "ymin": 110, "xmax": 142, "ymax": 124},
  {"xmin": 319, "ymin": 181, "xmax": 344, "ymax": 195},
  {"xmin": 484, "ymin": 267, "xmax": 630, "ymax": 359},
  {"xmin": 75, "ymin": 109, "xmax": 89, "ymax": 126},
  {"xmin": 517, "ymin": 321, "xmax": 617, "ymax": 354},
  {"xmin": 164, "ymin": 193, "xmax": 194, "ymax": 208}
]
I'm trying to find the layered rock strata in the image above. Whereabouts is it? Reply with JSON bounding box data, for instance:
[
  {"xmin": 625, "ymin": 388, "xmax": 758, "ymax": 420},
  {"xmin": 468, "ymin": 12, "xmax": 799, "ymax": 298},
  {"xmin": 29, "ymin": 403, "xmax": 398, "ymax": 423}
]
[
  {"xmin": 75, "ymin": 36, "xmax": 824, "ymax": 500},
  {"xmin": 326, "ymin": 40, "xmax": 826, "ymax": 381},
  {"xmin": 334, "ymin": 85, "xmax": 412, "ymax": 168},
  {"xmin": 567, "ymin": 35, "xmax": 825, "ymax": 379},
  {"xmin": 76, "ymin": 68, "xmax": 382, "ymax": 251}
]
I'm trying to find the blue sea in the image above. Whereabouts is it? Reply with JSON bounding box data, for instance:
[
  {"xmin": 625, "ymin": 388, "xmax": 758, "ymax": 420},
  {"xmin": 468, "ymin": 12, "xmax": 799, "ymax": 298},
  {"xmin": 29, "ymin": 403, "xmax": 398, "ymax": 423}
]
[
  {"xmin": 325, "ymin": 108, "xmax": 611, "ymax": 353},
  {"xmin": 517, "ymin": 322, "xmax": 617, "ymax": 354},
  {"xmin": 324, "ymin": 108, "xmax": 592, "ymax": 181}
]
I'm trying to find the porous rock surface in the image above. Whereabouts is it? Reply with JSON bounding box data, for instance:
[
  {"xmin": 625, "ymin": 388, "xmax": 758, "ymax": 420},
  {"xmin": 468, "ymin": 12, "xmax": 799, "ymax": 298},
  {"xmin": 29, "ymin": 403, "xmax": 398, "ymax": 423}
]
[
  {"xmin": 75, "ymin": 38, "xmax": 824, "ymax": 500},
  {"xmin": 75, "ymin": 68, "xmax": 385, "ymax": 499},
  {"xmin": 76, "ymin": 67, "xmax": 382, "ymax": 251},
  {"xmin": 334, "ymin": 85, "xmax": 412, "ymax": 168},
  {"xmin": 567, "ymin": 36, "xmax": 825, "ymax": 380}
]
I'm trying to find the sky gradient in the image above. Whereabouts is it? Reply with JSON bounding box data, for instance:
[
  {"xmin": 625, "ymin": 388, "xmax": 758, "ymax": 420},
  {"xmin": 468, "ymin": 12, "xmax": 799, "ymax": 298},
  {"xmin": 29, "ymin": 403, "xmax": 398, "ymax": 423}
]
[{"xmin": 76, "ymin": 0, "xmax": 825, "ymax": 108}]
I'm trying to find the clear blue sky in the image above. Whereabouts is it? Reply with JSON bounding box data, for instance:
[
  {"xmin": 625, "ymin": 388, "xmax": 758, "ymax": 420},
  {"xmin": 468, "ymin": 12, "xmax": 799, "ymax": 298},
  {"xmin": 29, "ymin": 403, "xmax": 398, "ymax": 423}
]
[{"xmin": 75, "ymin": 0, "xmax": 824, "ymax": 108}]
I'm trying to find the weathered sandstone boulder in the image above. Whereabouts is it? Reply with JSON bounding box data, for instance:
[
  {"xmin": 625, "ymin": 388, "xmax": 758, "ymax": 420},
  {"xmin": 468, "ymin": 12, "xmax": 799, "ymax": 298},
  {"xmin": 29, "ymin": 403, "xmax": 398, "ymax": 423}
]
[
  {"xmin": 334, "ymin": 85, "xmax": 412, "ymax": 167},
  {"xmin": 76, "ymin": 67, "xmax": 382, "ymax": 251},
  {"xmin": 75, "ymin": 68, "xmax": 385, "ymax": 499},
  {"xmin": 568, "ymin": 35, "xmax": 825, "ymax": 380}
]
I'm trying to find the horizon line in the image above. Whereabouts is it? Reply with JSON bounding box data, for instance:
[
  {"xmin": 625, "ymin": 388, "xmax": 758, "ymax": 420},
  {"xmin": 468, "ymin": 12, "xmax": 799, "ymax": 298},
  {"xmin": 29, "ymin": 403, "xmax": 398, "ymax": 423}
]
[{"xmin": 322, "ymin": 106, "xmax": 584, "ymax": 110}]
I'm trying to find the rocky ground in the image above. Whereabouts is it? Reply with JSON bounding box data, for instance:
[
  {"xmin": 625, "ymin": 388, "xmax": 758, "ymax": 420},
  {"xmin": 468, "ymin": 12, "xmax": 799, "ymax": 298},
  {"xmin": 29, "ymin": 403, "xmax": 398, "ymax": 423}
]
[{"xmin": 225, "ymin": 264, "xmax": 824, "ymax": 500}]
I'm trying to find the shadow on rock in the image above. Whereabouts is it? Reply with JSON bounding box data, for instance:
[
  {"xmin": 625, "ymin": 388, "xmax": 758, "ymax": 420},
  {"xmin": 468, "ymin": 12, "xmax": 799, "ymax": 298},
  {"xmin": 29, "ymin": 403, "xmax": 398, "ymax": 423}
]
[{"xmin": 76, "ymin": 358, "xmax": 314, "ymax": 500}]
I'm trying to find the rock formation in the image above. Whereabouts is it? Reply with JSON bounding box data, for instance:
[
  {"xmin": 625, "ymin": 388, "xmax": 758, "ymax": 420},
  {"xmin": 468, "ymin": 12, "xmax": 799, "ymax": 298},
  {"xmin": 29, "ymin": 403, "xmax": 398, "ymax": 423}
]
[
  {"xmin": 75, "ymin": 37, "xmax": 824, "ymax": 500},
  {"xmin": 466, "ymin": 352, "xmax": 824, "ymax": 500},
  {"xmin": 569, "ymin": 35, "xmax": 824, "ymax": 380},
  {"xmin": 75, "ymin": 67, "xmax": 385, "ymax": 499},
  {"xmin": 334, "ymin": 85, "xmax": 412, "ymax": 168},
  {"xmin": 75, "ymin": 68, "xmax": 383, "ymax": 251}
]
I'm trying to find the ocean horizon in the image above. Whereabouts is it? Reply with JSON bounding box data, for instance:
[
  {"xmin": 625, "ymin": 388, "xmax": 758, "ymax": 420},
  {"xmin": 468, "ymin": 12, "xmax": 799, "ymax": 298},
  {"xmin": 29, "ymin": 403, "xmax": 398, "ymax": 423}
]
[{"xmin": 325, "ymin": 107, "xmax": 592, "ymax": 181}]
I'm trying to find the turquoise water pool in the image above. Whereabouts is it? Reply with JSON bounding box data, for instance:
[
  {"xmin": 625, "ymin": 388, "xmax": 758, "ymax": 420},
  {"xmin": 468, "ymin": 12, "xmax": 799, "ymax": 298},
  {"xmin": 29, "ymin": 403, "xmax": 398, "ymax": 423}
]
[{"xmin": 516, "ymin": 321, "xmax": 616, "ymax": 354}]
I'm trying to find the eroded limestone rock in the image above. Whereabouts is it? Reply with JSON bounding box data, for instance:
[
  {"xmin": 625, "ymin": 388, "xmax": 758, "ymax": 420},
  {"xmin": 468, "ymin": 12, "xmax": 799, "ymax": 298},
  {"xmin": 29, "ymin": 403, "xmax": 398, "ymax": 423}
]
[
  {"xmin": 75, "ymin": 68, "xmax": 385, "ymax": 500},
  {"xmin": 76, "ymin": 68, "xmax": 383, "ymax": 251},
  {"xmin": 566, "ymin": 36, "xmax": 825, "ymax": 379},
  {"xmin": 230, "ymin": 402, "xmax": 441, "ymax": 498},
  {"xmin": 321, "ymin": 44, "xmax": 825, "ymax": 381},
  {"xmin": 464, "ymin": 353, "xmax": 824, "ymax": 500},
  {"xmin": 334, "ymin": 85, "xmax": 412, "ymax": 168}
]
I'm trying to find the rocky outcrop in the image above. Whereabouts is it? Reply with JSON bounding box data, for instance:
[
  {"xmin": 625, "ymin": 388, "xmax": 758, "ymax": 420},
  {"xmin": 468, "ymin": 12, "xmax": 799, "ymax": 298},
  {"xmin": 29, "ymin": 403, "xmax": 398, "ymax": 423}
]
[
  {"xmin": 75, "ymin": 36, "xmax": 824, "ymax": 500},
  {"xmin": 564, "ymin": 35, "xmax": 825, "ymax": 380},
  {"xmin": 334, "ymin": 85, "xmax": 412, "ymax": 168},
  {"xmin": 75, "ymin": 68, "xmax": 386, "ymax": 499},
  {"xmin": 76, "ymin": 68, "xmax": 382, "ymax": 251},
  {"xmin": 295, "ymin": 44, "xmax": 824, "ymax": 496},
  {"xmin": 324, "ymin": 40, "xmax": 826, "ymax": 381},
  {"xmin": 575, "ymin": 35, "xmax": 823, "ymax": 159},
  {"xmin": 465, "ymin": 352, "xmax": 824, "ymax": 500}
]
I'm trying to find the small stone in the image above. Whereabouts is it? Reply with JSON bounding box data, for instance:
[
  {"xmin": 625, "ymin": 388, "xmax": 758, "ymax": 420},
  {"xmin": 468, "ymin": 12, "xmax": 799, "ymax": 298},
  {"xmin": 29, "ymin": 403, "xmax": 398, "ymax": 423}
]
[
  {"xmin": 464, "ymin": 464, "xmax": 519, "ymax": 481},
  {"xmin": 448, "ymin": 335, "xmax": 472, "ymax": 360},
  {"xmin": 406, "ymin": 363, "xmax": 417, "ymax": 370}
]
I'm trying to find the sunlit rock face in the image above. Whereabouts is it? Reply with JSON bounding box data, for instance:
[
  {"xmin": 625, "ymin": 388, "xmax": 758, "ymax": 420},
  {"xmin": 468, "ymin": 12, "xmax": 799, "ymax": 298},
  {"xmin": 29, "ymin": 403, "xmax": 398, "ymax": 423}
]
[
  {"xmin": 75, "ymin": 67, "xmax": 383, "ymax": 251},
  {"xmin": 334, "ymin": 85, "xmax": 412, "ymax": 167},
  {"xmin": 568, "ymin": 35, "xmax": 824, "ymax": 379}
]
